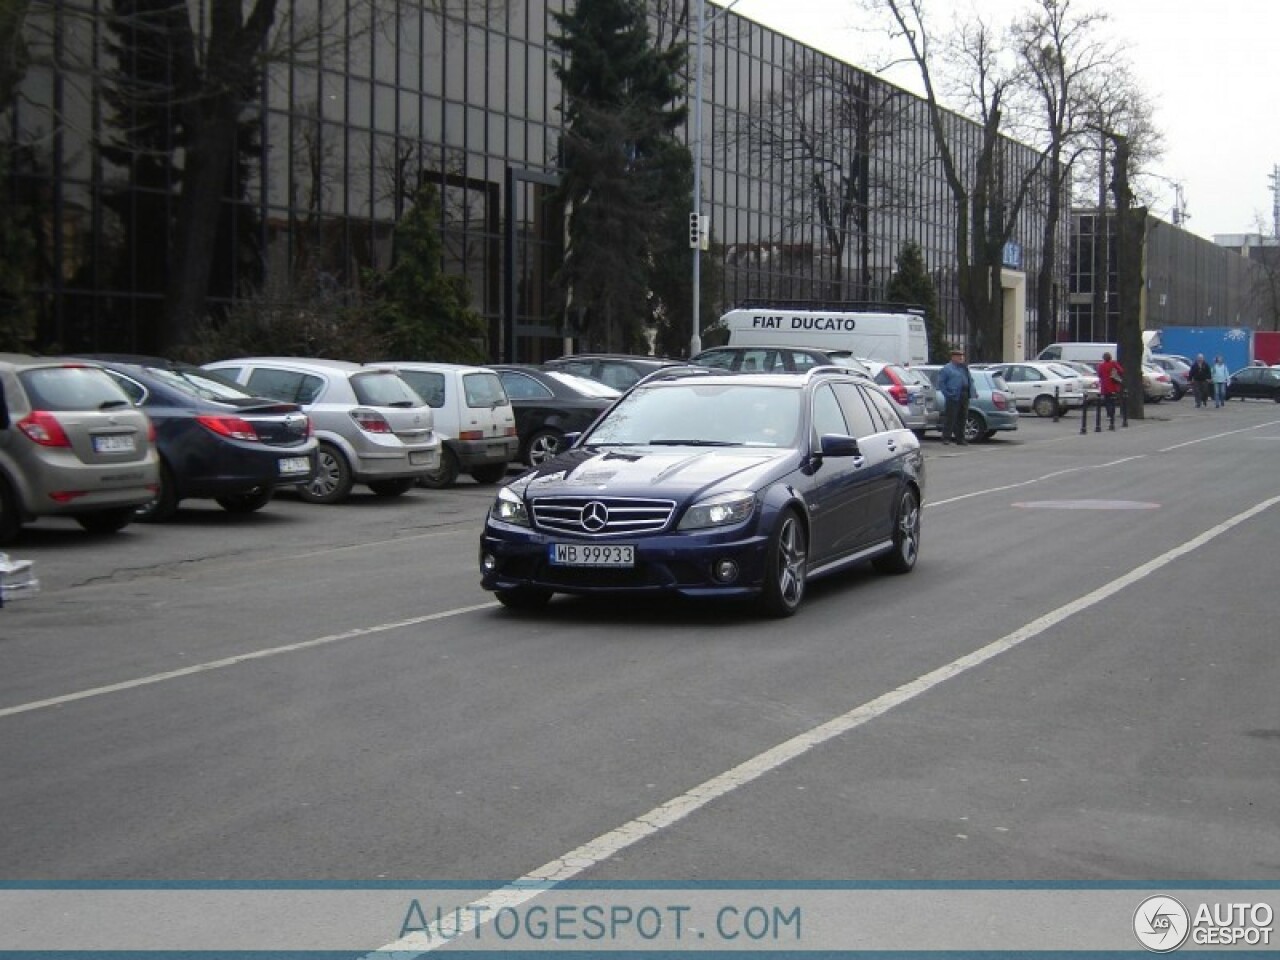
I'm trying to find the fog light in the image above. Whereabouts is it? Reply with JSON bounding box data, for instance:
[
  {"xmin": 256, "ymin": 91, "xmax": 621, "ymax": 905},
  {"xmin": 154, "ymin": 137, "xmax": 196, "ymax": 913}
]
[
  {"xmin": 712, "ymin": 559, "xmax": 739, "ymax": 583},
  {"xmin": 481, "ymin": 553, "xmax": 496, "ymax": 573}
]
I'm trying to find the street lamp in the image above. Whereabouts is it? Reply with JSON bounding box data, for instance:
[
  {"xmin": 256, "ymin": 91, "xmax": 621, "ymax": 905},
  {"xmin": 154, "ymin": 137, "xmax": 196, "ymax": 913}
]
[{"xmin": 690, "ymin": 0, "xmax": 740, "ymax": 357}]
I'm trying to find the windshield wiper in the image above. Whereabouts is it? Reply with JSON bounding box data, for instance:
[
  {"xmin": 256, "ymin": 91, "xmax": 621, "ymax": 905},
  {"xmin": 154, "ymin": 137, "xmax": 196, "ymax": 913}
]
[{"xmin": 647, "ymin": 439, "xmax": 739, "ymax": 446}]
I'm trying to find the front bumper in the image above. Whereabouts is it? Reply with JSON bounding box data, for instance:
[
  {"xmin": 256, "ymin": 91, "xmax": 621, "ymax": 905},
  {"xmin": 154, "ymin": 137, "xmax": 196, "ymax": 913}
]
[{"xmin": 479, "ymin": 521, "xmax": 773, "ymax": 599}]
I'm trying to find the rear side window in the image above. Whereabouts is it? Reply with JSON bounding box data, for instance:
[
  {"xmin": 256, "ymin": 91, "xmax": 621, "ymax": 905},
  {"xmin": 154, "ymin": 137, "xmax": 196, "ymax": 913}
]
[
  {"xmin": 862, "ymin": 385, "xmax": 906, "ymax": 430},
  {"xmin": 18, "ymin": 366, "xmax": 131, "ymax": 410},
  {"xmin": 398, "ymin": 370, "xmax": 447, "ymax": 408},
  {"xmin": 500, "ymin": 372, "xmax": 553, "ymax": 400},
  {"xmin": 463, "ymin": 372, "xmax": 508, "ymax": 407},
  {"xmin": 248, "ymin": 368, "xmax": 325, "ymax": 404},
  {"xmin": 598, "ymin": 362, "xmax": 641, "ymax": 390},
  {"xmin": 831, "ymin": 382, "xmax": 878, "ymax": 437},
  {"xmin": 692, "ymin": 350, "xmax": 734, "ymax": 370},
  {"xmin": 351, "ymin": 371, "xmax": 423, "ymax": 406}
]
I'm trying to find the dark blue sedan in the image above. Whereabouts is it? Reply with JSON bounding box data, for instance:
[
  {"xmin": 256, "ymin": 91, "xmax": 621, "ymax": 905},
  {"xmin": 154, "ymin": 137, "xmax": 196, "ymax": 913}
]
[
  {"xmin": 81, "ymin": 357, "xmax": 317, "ymax": 520},
  {"xmin": 479, "ymin": 368, "xmax": 925, "ymax": 617}
]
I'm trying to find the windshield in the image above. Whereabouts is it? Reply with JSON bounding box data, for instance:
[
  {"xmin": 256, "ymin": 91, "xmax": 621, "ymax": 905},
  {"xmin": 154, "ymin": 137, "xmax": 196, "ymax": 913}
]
[
  {"xmin": 584, "ymin": 382, "xmax": 801, "ymax": 448},
  {"xmin": 543, "ymin": 370, "xmax": 621, "ymax": 398},
  {"xmin": 147, "ymin": 365, "xmax": 262, "ymax": 402}
]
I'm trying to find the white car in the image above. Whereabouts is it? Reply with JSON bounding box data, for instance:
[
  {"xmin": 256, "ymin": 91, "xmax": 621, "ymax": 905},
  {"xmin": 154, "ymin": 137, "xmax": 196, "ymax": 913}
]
[
  {"xmin": 985, "ymin": 362, "xmax": 1085, "ymax": 418},
  {"xmin": 1050, "ymin": 361, "xmax": 1101, "ymax": 401},
  {"xmin": 1141, "ymin": 363, "xmax": 1175, "ymax": 402},
  {"xmin": 384, "ymin": 361, "xmax": 519, "ymax": 488}
]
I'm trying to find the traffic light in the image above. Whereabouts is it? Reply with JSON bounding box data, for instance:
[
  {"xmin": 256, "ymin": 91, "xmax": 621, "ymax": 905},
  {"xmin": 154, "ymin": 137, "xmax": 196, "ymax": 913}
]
[{"xmin": 689, "ymin": 212, "xmax": 701, "ymax": 250}]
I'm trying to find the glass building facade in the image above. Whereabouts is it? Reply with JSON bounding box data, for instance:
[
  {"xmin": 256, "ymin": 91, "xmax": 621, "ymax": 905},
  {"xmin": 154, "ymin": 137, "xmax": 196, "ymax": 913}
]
[{"xmin": 8, "ymin": 0, "xmax": 1064, "ymax": 361}]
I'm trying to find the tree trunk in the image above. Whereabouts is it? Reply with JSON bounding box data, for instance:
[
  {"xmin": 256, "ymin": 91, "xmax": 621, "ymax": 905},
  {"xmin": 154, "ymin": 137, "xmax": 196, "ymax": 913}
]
[{"xmin": 1110, "ymin": 134, "xmax": 1145, "ymax": 420}]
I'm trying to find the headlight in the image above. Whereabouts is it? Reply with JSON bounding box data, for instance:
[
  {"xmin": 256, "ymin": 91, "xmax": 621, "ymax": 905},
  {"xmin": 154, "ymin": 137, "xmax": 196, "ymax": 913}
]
[
  {"xmin": 678, "ymin": 491, "xmax": 756, "ymax": 531},
  {"xmin": 492, "ymin": 486, "xmax": 530, "ymax": 527}
]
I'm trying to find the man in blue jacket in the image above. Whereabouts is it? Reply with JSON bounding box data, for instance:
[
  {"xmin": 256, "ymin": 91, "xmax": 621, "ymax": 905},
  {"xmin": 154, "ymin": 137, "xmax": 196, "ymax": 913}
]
[{"xmin": 937, "ymin": 348, "xmax": 973, "ymax": 445}]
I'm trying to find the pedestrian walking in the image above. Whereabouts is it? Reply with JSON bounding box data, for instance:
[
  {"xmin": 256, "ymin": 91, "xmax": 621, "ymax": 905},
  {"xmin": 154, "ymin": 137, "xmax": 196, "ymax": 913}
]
[
  {"xmin": 1188, "ymin": 353, "xmax": 1212, "ymax": 408},
  {"xmin": 1211, "ymin": 354, "xmax": 1230, "ymax": 408},
  {"xmin": 1095, "ymin": 351, "xmax": 1123, "ymax": 429},
  {"xmin": 937, "ymin": 347, "xmax": 973, "ymax": 445}
]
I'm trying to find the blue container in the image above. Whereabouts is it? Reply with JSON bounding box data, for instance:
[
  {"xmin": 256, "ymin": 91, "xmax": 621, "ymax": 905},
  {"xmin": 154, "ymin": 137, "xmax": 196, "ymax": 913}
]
[{"xmin": 1153, "ymin": 327, "xmax": 1252, "ymax": 373}]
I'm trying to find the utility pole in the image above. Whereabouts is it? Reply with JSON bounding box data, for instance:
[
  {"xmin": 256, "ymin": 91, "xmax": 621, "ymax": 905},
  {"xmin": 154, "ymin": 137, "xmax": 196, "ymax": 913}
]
[{"xmin": 1270, "ymin": 164, "xmax": 1280, "ymax": 239}]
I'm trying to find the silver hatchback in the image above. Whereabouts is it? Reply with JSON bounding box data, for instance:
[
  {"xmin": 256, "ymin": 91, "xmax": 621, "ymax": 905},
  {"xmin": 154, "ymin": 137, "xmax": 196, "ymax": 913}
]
[
  {"xmin": 0, "ymin": 354, "xmax": 159, "ymax": 542},
  {"xmin": 203, "ymin": 358, "xmax": 439, "ymax": 504}
]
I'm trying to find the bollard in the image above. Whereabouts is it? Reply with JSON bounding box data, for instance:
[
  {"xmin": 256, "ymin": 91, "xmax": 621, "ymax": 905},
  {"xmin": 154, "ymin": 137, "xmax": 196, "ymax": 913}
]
[
  {"xmin": 1095, "ymin": 394, "xmax": 1103, "ymax": 432},
  {"xmin": 1053, "ymin": 384, "xmax": 1061, "ymax": 422},
  {"xmin": 1121, "ymin": 388, "xmax": 1129, "ymax": 427},
  {"xmin": 1081, "ymin": 395, "xmax": 1090, "ymax": 434}
]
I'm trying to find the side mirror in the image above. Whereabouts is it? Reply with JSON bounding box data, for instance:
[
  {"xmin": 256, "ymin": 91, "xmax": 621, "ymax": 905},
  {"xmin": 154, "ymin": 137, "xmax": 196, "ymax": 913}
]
[{"xmin": 819, "ymin": 433, "xmax": 860, "ymax": 457}]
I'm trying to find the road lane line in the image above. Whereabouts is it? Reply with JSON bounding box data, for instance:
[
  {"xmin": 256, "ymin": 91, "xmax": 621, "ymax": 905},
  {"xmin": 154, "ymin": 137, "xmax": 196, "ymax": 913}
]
[
  {"xmin": 1158, "ymin": 418, "xmax": 1280, "ymax": 452},
  {"xmin": 365, "ymin": 492, "xmax": 1280, "ymax": 957},
  {"xmin": 0, "ymin": 604, "xmax": 495, "ymax": 720},
  {"xmin": 928, "ymin": 456, "xmax": 1144, "ymax": 508}
]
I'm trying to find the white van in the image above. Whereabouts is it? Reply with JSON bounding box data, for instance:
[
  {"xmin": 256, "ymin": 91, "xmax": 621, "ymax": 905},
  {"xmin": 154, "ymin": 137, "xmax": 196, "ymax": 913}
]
[
  {"xmin": 389, "ymin": 362, "xmax": 518, "ymax": 488},
  {"xmin": 1037, "ymin": 333, "xmax": 1158, "ymax": 366},
  {"xmin": 721, "ymin": 307, "xmax": 929, "ymax": 366}
]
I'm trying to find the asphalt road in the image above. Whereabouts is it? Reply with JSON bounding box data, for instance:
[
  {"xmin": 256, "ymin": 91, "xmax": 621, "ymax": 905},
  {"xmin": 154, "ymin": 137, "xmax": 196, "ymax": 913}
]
[{"xmin": 2, "ymin": 397, "xmax": 1279, "ymax": 891}]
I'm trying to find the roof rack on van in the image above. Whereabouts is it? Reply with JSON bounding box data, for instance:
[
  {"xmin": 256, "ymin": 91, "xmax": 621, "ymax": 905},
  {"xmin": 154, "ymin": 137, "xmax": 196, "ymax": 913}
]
[{"xmin": 733, "ymin": 299, "xmax": 925, "ymax": 315}]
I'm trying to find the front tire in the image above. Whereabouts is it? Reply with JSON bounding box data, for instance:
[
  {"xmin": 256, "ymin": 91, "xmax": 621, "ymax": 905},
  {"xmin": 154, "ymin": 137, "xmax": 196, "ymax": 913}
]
[
  {"xmin": 1032, "ymin": 394, "xmax": 1059, "ymax": 418},
  {"xmin": 525, "ymin": 428, "xmax": 564, "ymax": 466},
  {"xmin": 135, "ymin": 461, "xmax": 179, "ymax": 522},
  {"xmin": 298, "ymin": 443, "xmax": 354, "ymax": 504},
  {"xmin": 759, "ymin": 508, "xmax": 807, "ymax": 618},
  {"xmin": 419, "ymin": 447, "xmax": 460, "ymax": 489},
  {"xmin": 963, "ymin": 410, "xmax": 985, "ymax": 443},
  {"xmin": 873, "ymin": 487, "xmax": 921, "ymax": 575}
]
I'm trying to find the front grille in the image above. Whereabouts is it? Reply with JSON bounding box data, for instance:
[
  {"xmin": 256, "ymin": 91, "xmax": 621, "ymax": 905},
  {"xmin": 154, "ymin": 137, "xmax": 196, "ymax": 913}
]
[{"xmin": 531, "ymin": 496, "xmax": 676, "ymax": 537}]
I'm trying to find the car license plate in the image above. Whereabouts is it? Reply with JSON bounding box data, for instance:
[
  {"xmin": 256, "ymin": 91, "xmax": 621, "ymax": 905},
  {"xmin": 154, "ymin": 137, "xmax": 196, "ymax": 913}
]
[
  {"xmin": 549, "ymin": 543, "xmax": 634, "ymax": 567},
  {"xmin": 278, "ymin": 456, "xmax": 311, "ymax": 475},
  {"xmin": 92, "ymin": 434, "xmax": 135, "ymax": 454},
  {"xmin": 409, "ymin": 450, "xmax": 437, "ymax": 467}
]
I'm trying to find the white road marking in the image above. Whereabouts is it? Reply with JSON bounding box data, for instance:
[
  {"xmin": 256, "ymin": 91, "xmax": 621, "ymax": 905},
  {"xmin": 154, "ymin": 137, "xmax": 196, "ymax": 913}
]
[
  {"xmin": 0, "ymin": 604, "xmax": 495, "ymax": 720},
  {"xmin": 927, "ymin": 457, "xmax": 1144, "ymax": 509},
  {"xmin": 364, "ymin": 492, "xmax": 1280, "ymax": 957},
  {"xmin": 1158, "ymin": 419, "xmax": 1280, "ymax": 452}
]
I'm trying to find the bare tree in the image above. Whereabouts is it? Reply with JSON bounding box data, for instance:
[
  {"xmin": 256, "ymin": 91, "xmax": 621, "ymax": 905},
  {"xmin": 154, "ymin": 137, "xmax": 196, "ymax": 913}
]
[
  {"xmin": 730, "ymin": 57, "xmax": 907, "ymax": 300},
  {"xmin": 0, "ymin": 0, "xmax": 30, "ymax": 108},
  {"xmin": 872, "ymin": 0, "xmax": 1049, "ymax": 360},
  {"xmin": 1010, "ymin": 0, "xmax": 1117, "ymax": 354}
]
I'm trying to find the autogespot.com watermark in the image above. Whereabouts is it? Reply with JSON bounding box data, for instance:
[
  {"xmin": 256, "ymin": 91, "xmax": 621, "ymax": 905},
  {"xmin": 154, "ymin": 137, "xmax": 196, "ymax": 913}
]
[{"xmin": 1134, "ymin": 894, "xmax": 1274, "ymax": 951}]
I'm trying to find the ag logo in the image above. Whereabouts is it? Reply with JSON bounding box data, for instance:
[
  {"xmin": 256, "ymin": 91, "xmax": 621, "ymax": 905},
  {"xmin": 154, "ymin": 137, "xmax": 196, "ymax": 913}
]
[{"xmin": 1134, "ymin": 895, "xmax": 1190, "ymax": 952}]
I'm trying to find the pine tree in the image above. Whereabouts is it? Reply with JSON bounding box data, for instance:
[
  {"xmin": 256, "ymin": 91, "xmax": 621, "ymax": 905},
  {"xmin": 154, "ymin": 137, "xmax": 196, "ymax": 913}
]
[
  {"xmin": 886, "ymin": 241, "xmax": 946, "ymax": 362},
  {"xmin": 367, "ymin": 183, "xmax": 488, "ymax": 363},
  {"xmin": 550, "ymin": 0, "xmax": 687, "ymax": 352}
]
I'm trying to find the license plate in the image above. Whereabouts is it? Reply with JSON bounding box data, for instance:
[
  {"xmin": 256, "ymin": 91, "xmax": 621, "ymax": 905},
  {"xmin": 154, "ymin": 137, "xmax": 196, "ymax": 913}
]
[
  {"xmin": 278, "ymin": 456, "xmax": 311, "ymax": 475},
  {"xmin": 92, "ymin": 434, "xmax": 135, "ymax": 454},
  {"xmin": 549, "ymin": 543, "xmax": 635, "ymax": 567},
  {"xmin": 409, "ymin": 450, "xmax": 438, "ymax": 466}
]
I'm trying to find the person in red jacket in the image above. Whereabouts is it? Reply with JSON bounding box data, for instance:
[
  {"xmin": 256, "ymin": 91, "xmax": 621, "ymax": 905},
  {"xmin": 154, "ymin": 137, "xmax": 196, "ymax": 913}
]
[{"xmin": 1096, "ymin": 351, "xmax": 1123, "ymax": 430}]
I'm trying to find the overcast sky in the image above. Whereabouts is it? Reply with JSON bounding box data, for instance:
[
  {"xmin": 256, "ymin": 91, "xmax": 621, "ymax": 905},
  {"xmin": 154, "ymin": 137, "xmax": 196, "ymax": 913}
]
[{"xmin": 723, "ymin": 0, "xmax": 1280, "ymax": 241}]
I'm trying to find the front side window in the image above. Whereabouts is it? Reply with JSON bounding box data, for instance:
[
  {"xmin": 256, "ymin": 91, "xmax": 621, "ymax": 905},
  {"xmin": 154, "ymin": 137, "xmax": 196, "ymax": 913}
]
[{"xmin": 810, "ymin": 384, "xmax": 849, "ymax": 439}]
